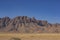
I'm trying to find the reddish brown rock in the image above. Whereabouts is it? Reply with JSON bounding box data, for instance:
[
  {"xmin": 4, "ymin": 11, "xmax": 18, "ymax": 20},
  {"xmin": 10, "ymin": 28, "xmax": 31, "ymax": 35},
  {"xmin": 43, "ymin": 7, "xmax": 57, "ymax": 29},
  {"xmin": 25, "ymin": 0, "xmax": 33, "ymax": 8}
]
[{"xmin": 0, "ymin": 16, "xmax": 60, "ymax": 33}]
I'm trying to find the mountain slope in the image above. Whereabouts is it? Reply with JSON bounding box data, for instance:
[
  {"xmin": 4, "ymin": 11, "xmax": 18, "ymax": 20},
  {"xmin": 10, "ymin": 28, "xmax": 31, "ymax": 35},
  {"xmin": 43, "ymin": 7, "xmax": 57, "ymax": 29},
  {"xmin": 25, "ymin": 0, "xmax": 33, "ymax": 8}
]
[{"xmin": 0, "ymin": 16, "xmax": 60, "ymax": 33}]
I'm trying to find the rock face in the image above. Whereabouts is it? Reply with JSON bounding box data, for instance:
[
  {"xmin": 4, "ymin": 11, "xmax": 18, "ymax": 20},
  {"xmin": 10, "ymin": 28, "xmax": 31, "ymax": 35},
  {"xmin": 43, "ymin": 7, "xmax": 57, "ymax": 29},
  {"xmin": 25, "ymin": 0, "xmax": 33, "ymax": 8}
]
[{"xmin": 0, "ymin": 16, "xmax": 60, "ymax": 33}]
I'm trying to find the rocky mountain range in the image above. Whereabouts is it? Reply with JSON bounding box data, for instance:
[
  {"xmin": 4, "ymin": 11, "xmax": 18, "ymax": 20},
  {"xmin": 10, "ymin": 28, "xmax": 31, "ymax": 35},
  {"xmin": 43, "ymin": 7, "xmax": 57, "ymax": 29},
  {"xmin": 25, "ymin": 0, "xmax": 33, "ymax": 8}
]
[{"xmin": 0, "ymin": 16, "xmax": 60, "ymax": 33}]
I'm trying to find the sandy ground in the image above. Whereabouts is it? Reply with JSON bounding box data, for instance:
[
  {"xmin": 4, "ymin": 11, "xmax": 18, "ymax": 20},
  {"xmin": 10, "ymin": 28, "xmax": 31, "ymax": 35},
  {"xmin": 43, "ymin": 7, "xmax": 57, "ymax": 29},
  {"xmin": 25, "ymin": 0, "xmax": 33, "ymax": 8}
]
[
  {"xmin": 0, "ymin": 37, "xmax": 60, "ymax": 40},
  {"xmin": 0, "ymin": 33, "xmax": 60, "ymax": 40}
]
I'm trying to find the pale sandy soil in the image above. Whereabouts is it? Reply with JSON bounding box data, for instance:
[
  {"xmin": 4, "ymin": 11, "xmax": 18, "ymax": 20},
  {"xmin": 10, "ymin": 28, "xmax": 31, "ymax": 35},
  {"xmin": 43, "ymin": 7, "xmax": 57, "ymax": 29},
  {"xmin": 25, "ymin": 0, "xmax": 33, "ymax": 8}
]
[
  {"xmin": 1, "ymin": 37, "xmax": 60, "ymax": 40},
  {"xmin": 0, "ymin": 33, "xmax": 60, "ymax": 40}
]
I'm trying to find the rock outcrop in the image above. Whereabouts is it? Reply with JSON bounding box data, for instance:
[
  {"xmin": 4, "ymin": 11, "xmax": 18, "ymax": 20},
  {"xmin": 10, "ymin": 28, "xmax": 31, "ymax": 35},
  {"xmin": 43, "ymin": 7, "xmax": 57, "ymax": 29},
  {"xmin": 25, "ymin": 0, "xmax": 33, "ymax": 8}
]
[{"xmin": 0, "ymin": 16, "xmax": 60, "ymax": 33}]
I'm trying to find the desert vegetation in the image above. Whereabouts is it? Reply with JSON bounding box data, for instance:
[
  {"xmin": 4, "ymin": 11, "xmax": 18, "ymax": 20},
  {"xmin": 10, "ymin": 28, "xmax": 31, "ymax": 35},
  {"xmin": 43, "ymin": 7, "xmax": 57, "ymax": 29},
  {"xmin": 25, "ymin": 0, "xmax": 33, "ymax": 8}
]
[
  {"xmin": 10, "ymin": 38, "xmax": 21, "ymax": 40},
  {"xmin": 0, "ymin": 34, "xmax": 60, "ymax": 40}
]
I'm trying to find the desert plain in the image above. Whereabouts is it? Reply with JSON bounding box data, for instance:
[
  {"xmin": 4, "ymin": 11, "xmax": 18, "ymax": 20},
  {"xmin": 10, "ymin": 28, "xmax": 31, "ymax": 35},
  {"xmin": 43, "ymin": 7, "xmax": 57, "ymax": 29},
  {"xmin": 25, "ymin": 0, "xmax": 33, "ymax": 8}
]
[{"xmin": 0, "ymin": 33, "xmax": 60, "ymax": 40}]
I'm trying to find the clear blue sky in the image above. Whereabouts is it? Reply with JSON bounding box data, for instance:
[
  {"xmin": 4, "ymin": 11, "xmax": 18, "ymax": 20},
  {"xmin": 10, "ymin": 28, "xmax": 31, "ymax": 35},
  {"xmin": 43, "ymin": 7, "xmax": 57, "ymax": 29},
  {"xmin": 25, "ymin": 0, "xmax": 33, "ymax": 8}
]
[{"xmin": 0, "ymin": 0, "xmax": 60, "ymax": 23}]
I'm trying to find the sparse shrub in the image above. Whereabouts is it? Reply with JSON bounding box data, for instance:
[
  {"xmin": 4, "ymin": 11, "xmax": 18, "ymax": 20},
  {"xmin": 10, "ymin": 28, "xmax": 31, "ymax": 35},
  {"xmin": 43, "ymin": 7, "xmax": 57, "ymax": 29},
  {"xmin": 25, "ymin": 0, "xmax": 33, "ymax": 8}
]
[{"xmin": 10, "ymin": 37, "xmax": 21, "ymax": 40}]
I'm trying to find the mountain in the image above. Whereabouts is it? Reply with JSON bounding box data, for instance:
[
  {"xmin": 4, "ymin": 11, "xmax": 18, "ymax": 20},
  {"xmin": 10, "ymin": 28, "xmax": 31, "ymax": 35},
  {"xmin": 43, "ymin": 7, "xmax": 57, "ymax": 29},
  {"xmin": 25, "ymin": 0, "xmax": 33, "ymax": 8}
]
[{"xmin": 0, "ymin": 16, "xmax": 60, "ymax": 33}]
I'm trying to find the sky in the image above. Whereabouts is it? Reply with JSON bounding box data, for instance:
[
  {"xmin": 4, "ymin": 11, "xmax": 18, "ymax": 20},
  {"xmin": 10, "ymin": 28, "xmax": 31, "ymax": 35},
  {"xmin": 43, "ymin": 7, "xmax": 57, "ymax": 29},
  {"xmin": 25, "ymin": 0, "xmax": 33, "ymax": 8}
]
[{"xmin": 0, "ymin": 0, "xmax": 60, "ymax": 23}]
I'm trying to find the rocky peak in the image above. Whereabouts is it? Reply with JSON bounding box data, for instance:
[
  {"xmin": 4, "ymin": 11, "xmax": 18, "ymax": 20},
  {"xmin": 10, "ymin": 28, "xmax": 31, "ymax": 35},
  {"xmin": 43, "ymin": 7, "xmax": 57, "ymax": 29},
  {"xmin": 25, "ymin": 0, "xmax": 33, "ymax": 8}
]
[{"xmin": 0, "ymin": 16, "xmax": 60, "ymax": 33}]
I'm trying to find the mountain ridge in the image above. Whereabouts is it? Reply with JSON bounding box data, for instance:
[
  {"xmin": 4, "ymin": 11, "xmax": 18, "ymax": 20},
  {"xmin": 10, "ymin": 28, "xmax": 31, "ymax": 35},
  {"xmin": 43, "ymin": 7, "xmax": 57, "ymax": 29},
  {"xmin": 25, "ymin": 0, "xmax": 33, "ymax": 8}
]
[{"xmin": 0, "ymin": 16, "xmax": 60, "ymax": 33}]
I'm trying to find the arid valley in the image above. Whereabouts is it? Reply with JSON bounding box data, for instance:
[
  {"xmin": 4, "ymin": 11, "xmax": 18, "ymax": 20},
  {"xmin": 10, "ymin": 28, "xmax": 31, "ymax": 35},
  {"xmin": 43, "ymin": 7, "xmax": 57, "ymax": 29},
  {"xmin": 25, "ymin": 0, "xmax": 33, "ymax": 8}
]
[{"xmin": 0, "ymin": 16, "xmax": 60, "ymax": 40}]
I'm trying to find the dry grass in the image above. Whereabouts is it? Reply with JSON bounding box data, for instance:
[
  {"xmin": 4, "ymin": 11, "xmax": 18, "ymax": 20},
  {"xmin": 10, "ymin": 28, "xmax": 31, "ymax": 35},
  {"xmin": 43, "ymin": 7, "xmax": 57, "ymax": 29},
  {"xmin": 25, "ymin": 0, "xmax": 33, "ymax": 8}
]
[{"xmin": 0, "ymin": 33, "xmax": 60, "ymax": 40}]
